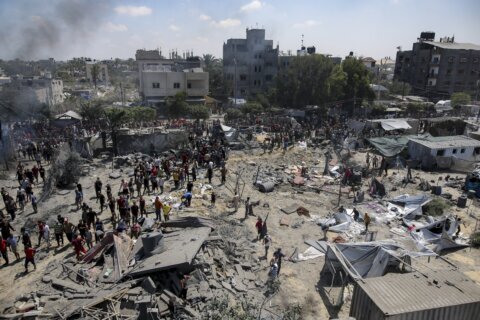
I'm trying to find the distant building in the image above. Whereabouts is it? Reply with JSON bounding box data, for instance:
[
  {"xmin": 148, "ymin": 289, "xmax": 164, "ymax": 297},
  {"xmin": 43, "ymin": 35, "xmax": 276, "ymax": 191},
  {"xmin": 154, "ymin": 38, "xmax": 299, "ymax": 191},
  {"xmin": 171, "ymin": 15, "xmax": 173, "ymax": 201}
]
[
  {"xmin": 85, "ymin": 61, "xmax": 109, "ymax": 86},
  {"xmin": 136, "ymin": 49, "xmax": 209, "ymax": 105},
  {"xmin": 394, "ymin": 32, "xmax": 480, "ymax": 98},
  {"xmin": 223, "ymin": 28, "xmax": 279, "ymax": 99},
  {"xmin": 3, "ymin": 75, "xmax": 64, "ymax": 107},
  {"xmin": 361, "ymin": 57, "xmax": 376, "ymax": 70}
]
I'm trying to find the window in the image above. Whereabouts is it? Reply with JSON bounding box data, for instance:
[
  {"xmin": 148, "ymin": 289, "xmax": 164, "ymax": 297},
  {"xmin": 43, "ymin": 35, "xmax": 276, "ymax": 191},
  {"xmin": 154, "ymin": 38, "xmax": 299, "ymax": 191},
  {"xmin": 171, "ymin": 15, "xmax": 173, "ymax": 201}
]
[
  {"xmin": 254, "ymin": 66, "xmax": 257, "ymax": 72},
  {"xmin": 152, "ymin": 82, "xmax": 160, "ymax": 88},
  {"xmin": 448, "ymin": 57, "xmax": 454, "ymax": 63},
  {"xmin": 437, "ymin": 149, "xmax": 445, "ymax": 156},
  {"xmin": 173, "ymin": 82, "xmax": 180, "ymax": 89},
  {"xmin": 446, "ymin": 69, "xmax": 452, "ymax": 75},
  {"xmin": 452, "ymin": 149, "xmax": 457, "ymax": 154},
  {"xmin": 240, "ymin": 74, "xmax": 247, "ymax": 81},
  {"xmin": 258, "ymin": 66, "xmax": 262, "ymax": 72},
  {"xmin": 240, "ymin": 89, "xmax": 246, "ymax": 94},
  {"xmin": 475, "ymin": 147, "xmax": 480, "ymax": 155},
  {"xmin": 474, "ymin": 58, "xmax": 479, "ymax": 63},
  {"xmin": 265, "ymin": 75, "xmax": 273, "ymax": 81},
  {"xmin": 253, "ymin": 80, "xmax": 257, "ymax": 86},
  {"xmin": 187, "ymin": 82, "xmax": 192, "ymax": 89},
  {"xmin": 460, "ymin": 58, "xmax": 467, "ymax": 63},
  {"xmin": 461, "ymin": 148, "xmax": 466, "ymax": 153}
]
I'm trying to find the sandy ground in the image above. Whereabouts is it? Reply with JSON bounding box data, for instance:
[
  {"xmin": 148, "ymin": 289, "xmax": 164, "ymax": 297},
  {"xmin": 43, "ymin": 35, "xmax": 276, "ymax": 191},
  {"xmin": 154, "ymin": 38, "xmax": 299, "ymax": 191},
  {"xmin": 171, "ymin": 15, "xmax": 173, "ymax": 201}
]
[{"xmin": 1, "ymin": 143, "xmax": 479, "ymax": 319}]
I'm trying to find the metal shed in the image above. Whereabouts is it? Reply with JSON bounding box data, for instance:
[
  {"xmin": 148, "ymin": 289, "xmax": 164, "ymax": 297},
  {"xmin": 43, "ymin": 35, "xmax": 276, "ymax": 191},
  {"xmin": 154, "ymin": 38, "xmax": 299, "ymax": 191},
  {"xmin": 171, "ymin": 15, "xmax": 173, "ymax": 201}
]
[{"xmin": 350, "ymin": 270, "xmax": 480, "ymax": 320}]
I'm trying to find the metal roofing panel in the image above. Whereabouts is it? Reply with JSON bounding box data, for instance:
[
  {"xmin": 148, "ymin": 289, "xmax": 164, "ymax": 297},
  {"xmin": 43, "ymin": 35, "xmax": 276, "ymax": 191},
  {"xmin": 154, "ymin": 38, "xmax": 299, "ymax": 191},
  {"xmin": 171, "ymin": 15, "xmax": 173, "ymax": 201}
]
[
  {"xmin": 355, "ymin": 270, "xmax": 480, "ymax": 316},
  {"xmin": 408, "ymin": 135, "xmax": 480, "ymax": 149}
]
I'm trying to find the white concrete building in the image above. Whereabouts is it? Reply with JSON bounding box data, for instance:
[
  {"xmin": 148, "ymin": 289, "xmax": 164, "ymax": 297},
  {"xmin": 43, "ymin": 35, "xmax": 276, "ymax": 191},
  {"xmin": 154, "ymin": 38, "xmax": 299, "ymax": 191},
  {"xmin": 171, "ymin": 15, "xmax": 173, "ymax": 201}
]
[
  {"xmin": 7, "ymin": 76, "xmax": 64, "ymax": 107},
  {"xmin": 408, "ymin": 135, "xmax": 480, "ymax": 170},
  {"xmin": 136, "ymin": 49, "xmax": 208, "ymax": 105}
]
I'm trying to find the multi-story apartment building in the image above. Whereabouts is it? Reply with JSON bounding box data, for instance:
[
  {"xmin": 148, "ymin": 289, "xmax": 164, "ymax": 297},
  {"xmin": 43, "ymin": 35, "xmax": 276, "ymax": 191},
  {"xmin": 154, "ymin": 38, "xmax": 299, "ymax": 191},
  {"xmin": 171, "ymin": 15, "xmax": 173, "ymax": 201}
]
[
  {"xmin": 223, "ymin": 28, "xmax": 279, "ymax": 99},
  {"xmin": 394, "ymin": 32, "xmax": 480, "ymax": 99},
  {"xmin": 136, "ymin": 49, "xmax": 209, "ymax": 105},
  {"xmin": 3, "ymin": 75, "xmax": 64, "ymax": 107}
]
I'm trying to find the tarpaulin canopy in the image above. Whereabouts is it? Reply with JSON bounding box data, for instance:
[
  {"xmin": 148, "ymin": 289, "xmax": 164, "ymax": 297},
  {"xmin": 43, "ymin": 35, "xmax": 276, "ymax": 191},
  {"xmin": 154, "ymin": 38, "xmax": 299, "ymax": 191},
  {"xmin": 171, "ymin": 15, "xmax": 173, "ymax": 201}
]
[
  {"xmin": 378, "ymin": 119, "xmax": 412, "ymax": 131},
  {"xmin": 367, "ymin": 136, "xmax": 410, "ymax": 157}
]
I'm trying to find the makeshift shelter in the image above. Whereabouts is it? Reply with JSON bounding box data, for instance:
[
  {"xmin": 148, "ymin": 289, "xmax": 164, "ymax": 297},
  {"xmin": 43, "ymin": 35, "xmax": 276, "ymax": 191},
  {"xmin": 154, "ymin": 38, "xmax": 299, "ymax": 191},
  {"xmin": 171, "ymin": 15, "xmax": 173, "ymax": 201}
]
[
  {"xmin": 407, "ymin": 216, "xmax": 468, "ymax": 253},
  {"xmin": 220, "ymin": 124, "xmax": 238, "ymax": 142},
  {"xmin": 367, "ymin": 118, "xmax": 413, "ymax": 131},
  {"xmin": 53, "ymin": 110, "xmax": 83, "ymax": 127},
  {"xmin": 367, "ymin": 135, "xmax": 411, "ymax": 157},
  {"xmin": 321, "ymin": 239, "xmax": 435, "ymax": 280},
  {"xmin": 369, "ymin": 178, "xmax": 386, "ymax": 198},
  {"xmin": 434, "ymin": 100, "xmax": 453, "ymax": 113},
  {"xmin": 389, "ymin": 194, "xmax": 431, "ymax": 219},
  {"xmin": 350, "ymin": 270, "xmax": 480, "ymax": 320}
]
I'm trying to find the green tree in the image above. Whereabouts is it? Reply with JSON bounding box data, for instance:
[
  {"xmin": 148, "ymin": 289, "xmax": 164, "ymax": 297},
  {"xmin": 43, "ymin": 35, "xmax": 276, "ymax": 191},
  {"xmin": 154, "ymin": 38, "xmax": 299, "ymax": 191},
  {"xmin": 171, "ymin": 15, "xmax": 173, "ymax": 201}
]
[
  {"xmin": 188, "ymin": 105, "xmax": 210, "ymax": 120},
  {"xmin": 104, "ymin": 107, "xmax": 128, "ymax": 156},
  {"xmin": 241, "ymin": 102, "xmax": 263, "ymax": 115},
  {"xmin": 127, "ymin": 106, "xmax": 157, "ymax": 123},
  {"xmin": 166, "ymin": 91, "xmax": 189, "ymax": 118},
  {"xmin": 203, "ymin": 54, "xmax": 226, "ymax": 98},
  {"xmin": 386, "ymin": 80, "xmax": 411, "ymax": 96},
  {"xmin": 276, "ymin": 55, "xmax": 336, "ymax": 108},
  {"xmin": 342, "ymin": 57, "xmax": 375, "ymax": 114},
  {"xmin": 79, "ymin": 101, "xmax": 104, "ymax": 124},
  {"xmin": 225, "ymin": 108, "xmax": 243, "ymax": 121},
  {"xmin": 451, "ymin": 92, "xmax": 471, "ymax": 107}
]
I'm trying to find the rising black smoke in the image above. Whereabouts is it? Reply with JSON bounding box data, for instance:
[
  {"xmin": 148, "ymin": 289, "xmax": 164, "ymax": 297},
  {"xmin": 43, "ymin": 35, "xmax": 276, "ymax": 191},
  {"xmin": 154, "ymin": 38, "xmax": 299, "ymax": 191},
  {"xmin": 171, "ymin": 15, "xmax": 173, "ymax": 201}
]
[{"xmin": 0, "ymin": 0, "xmax": 112, "ymax": 60}]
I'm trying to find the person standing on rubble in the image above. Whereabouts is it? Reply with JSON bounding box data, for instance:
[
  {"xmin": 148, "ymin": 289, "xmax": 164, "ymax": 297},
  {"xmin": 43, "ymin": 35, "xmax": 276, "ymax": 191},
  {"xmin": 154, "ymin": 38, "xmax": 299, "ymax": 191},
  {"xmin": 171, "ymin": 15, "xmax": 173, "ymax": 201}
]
[
  {"xmin": 131, "ymin": 201, "xmax": 139, "ymax": 224},
  {"xmin": 24, "ymin": 245, "xmax": 36, "ymax": 272},
  {"xmin": 0, "ymin": 235, "xmax": 9, "ymax": 265},
  {"xmin": 72, "ymin": 235, "xmax": 86, "ymax": 260},
  {"xmin": 207, "ymin": 166, "xmax": 213, "ymax": 184},
  {"xmin": 154, "ymin": 196, "xmax": 163, "ymax": 221},
  {"xmin": 372, "ymin": 155, "xmax": 378, "ymax": 168},
  {"xmin": 273, "ymin": 248, "xmax": 286, "ymax": 277},
  {"xmin": 244, "ymin": 197, "xmax": 251, "ymax": 219},
  {"xmin": 98, "ymin": 192, "xmax": 106, "ymax": 213},
  {"xmin": 263, "ymin": 234, "xmax": 271, "ymax": 259},
  {"xmin": 220, "ymin": 166, "xmax": 227, "ymax": 184},
  {"xmin": 139, "ymin": 196, "xmax": 147, "ymax": 217},
  {"xmin": 94, "ymin": 177, "xmax": 103, "ymax": 201},
  {"xmin": 53, "ymin": 220, "xmax": 64, "ymax": 247},
  {"xmin": 163, "ymin": 203, "xmax": 171, "ymax": 222},
  {"xmin": 364, "ymin": 213, "xmax": 371, "ymax": 232},
  {"xmin": 255, "ymin": 217, "xmax": 263, "ymax": 240}
]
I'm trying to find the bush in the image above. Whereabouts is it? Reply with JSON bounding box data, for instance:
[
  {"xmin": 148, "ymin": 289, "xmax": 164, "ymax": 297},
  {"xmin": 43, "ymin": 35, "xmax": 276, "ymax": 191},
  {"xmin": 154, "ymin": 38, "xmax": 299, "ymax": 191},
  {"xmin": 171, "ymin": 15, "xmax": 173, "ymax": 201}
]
[
  {"xmin": 471, "ymin": 231, "xmax": 480, "ymax": 248},
  {"xmin": 225, "ymin": 108, "xmax": 243, "ymax": 121},
  {"xmin": 424, "ymin": 198, "xmax": 450, "ymax": 216}
]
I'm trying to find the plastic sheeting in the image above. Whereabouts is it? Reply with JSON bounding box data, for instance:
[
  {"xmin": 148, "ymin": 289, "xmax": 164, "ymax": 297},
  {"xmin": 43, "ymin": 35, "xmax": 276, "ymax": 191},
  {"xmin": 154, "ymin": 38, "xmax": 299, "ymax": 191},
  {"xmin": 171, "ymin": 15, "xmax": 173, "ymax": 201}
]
[
  {"xmin": 379, "ymin": 119, "xmax": 412, "ymax": 131},
  {"xmin": 323, "ymin": 239, "xmax": 436, "ymax": 280}
]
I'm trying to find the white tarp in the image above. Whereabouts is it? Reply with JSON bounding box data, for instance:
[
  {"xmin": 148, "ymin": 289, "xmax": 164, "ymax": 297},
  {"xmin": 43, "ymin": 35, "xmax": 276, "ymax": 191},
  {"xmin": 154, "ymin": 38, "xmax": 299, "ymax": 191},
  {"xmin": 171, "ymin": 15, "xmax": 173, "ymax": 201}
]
[
  {"xmin": 294, "ymin": 246, "xmax": 325, "ymax": 261},
  {"xmin": 379, "ymin": 119, "xmax": 412, "ymax": 131}
]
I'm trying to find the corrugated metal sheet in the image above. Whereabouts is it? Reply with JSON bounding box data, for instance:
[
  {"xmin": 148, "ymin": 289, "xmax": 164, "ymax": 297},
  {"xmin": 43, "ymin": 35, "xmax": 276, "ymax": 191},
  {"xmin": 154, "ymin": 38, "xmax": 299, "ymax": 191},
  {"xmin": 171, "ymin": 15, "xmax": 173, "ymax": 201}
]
[{"xmin": 350, "ymin": 270, "xmax": 480, "ymax": 320}]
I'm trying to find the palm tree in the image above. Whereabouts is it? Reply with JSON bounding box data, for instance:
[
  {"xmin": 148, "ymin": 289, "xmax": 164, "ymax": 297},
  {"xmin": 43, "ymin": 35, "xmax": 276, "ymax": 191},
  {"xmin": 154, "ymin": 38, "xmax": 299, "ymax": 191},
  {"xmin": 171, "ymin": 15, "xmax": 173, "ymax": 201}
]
[{"xmin": 202, "ymin": 54, "xmax": 218, "ymax": 70}]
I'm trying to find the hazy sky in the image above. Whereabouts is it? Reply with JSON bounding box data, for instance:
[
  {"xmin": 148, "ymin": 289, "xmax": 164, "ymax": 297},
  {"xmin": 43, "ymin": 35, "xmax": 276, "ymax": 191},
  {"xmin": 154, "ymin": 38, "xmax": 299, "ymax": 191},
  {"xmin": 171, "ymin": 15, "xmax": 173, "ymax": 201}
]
[{"xmin": 0, "ymin": 0, "xmax": 479, "ymax": 61}]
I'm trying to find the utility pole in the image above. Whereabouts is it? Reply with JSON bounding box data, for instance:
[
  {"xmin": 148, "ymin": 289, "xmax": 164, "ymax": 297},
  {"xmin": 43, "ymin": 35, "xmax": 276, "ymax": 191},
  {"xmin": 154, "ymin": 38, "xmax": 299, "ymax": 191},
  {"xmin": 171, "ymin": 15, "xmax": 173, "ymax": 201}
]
[{"xmin": 120, "ymin": 82, "xmax": 125, "ymax": 107}]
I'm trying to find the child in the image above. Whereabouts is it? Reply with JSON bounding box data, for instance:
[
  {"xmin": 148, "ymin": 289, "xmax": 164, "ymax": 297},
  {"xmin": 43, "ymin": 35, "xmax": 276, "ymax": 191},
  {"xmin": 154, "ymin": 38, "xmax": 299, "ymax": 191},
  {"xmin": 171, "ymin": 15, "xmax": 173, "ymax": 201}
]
[{"xmin": 24, "ymin": 245, "xmax": 36, "ymax": 272}]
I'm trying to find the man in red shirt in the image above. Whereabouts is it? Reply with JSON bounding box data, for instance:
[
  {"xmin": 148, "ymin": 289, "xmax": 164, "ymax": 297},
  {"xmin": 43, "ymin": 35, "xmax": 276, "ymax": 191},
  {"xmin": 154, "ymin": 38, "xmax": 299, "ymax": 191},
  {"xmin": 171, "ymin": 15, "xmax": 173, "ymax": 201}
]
[
  {"xmin": 255, "ymin": 217, "xmax": 263, "ymax": 240},
  {"xmin": 24, "ymin": 245, "xmax": 36, "ymax": 272},
  {"xmin": 0, "ymin": 235, "xmax": 9, "ymax": 265},
  {"xmin": 72, "ymin": 235, "xmax": 86, "ymax": 260}
]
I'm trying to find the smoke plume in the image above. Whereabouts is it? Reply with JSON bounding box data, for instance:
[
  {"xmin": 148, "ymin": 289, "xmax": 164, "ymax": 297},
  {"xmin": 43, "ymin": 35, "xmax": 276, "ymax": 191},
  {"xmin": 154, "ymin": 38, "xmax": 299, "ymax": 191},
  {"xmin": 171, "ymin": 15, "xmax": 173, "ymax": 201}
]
[{"xmin": 0, "ymin": 0, "xmax": 112, "ymax": 60}]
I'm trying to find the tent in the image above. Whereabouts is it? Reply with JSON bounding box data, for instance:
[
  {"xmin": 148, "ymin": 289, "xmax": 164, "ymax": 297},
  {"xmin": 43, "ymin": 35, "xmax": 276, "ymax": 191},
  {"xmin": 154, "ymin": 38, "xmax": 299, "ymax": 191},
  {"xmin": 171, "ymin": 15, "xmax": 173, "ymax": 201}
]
[
  {"xmin": 55, "ymin": 110, "xmax": 83, "ymax": 121},
  {"xmin": 220, "ymin": 124, "xmax": 238, "ymax": 142},
  {"xmin": 367, "ymin": 136, "xmax": 410, "ymax": 157},
  {"xmin": 369, "ymin": 178, "xmax": 386, "ymax": 198},
  {"xmin": 408, "ymin": 216, "xmax": 468, "ymax": 253}
]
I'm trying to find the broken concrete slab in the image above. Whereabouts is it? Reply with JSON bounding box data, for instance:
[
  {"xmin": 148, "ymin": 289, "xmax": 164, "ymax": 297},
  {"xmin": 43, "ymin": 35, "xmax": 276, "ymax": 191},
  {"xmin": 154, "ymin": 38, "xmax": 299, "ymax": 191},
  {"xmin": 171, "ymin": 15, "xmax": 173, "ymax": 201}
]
[
  {"xmin": 280, "ymin": 216, "xmax": 291, "ymax": 226},
  {"xmin": 109, "ymin": 172, "xmax": 121, "ymax": 179},
  {"xmin": 51, "ymin": 279, "xmax": 89, "ymax": 294}
]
